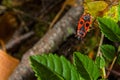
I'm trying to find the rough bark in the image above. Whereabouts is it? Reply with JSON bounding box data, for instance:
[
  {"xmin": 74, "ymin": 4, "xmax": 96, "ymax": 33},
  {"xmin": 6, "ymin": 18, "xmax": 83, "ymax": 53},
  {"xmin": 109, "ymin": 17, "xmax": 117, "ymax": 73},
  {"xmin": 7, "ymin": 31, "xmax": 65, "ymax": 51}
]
[{"xmin": 9, "ymin": 1, "xmax": 83, "ymax": 80}]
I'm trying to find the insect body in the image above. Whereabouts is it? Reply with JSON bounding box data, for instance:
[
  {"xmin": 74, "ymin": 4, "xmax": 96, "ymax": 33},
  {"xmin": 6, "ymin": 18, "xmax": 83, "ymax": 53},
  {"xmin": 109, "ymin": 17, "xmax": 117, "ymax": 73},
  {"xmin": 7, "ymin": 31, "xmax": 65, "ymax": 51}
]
[{"xmin": 76, "ymin": 13, "xmax": 92, "ymax": 40}]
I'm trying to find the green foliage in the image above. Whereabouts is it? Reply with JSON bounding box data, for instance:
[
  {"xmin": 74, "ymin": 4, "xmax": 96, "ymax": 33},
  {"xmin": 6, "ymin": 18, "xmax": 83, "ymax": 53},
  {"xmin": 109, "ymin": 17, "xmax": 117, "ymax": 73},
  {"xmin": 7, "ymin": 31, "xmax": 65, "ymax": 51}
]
[
  {"xmin": 30, "ymin": 54, "xmax": 81, "ymax": 80},
  {"xmin": 97, "ymin": 17, "xmax": 120, "ymax": 42},
  {"xmin": 118, "ymin": 3, "xmax": 120, "ymax": 21},
  {"xmin": 30, "ymin": 56, "xmax": 64, "ymax": 80},
  {"xmin": 73, "ymin": 52, "xmax": 100, "ymax": 80},
  {"xmin": 95, "ymin": 56, "xmax": 106, "ymax": 69},
  {"xmin": 84, "ymin": 1, "xmax": 108, "ymax": 18},
  {"xmin": 100, "ymin": 45, "xmax": 116, "ymax": 61},
  {"xmin": 103, "ymin": 5, "xmax": 119, "ymax": 22},
  {"xmin": 97, "ymin": 9, "xmax": 120, "ymax": 79},
  {"xmin": 30, "ymin": 52, "xmax": 101, "ymax": 80}
]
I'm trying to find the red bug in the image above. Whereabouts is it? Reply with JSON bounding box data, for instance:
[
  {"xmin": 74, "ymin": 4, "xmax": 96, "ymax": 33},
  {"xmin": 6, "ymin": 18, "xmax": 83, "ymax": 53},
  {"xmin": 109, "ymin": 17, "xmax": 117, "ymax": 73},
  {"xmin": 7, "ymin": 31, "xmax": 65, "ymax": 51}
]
[{"xmin": 76, "ymin": 13, "xmax": 92, "ymax": 40}]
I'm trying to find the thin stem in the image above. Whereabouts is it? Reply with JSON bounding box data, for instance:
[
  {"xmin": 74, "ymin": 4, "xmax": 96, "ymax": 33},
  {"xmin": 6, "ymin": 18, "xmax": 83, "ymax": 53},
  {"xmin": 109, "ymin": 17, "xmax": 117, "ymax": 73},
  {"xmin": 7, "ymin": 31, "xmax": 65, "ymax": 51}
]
[
  {"xmin": 96, "ymin": 33, "xmax": 104, "ymax": 57},
  {"xmin": 102, "ymin": 67, "xmax": 106, "ymax": 78},
  {"xmin": 96, "ymin": 33, "xmax": 106, "ymax": 78},
  {"xmin": 106, "ymin": 46, "xmax": 120, "ymax": 78},
  {"xmin": 106, "ymin": 56, "xmax": 117, "ymax": 78},
  {"xmin": 49, "ymin": 1, "xmax": 67, "ymax": 29}
]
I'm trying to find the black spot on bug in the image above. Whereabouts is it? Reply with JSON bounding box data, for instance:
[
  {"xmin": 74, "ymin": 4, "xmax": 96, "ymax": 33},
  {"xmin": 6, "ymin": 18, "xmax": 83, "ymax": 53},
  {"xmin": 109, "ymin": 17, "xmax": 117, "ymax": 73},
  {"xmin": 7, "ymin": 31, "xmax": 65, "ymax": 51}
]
[
  {"xmin": 80, "ymin": 21, "xmax": 83, "ymax": 24},
  {"xmin": 86, "ymin": 23, "xmax": 89, "ymax": 27}
]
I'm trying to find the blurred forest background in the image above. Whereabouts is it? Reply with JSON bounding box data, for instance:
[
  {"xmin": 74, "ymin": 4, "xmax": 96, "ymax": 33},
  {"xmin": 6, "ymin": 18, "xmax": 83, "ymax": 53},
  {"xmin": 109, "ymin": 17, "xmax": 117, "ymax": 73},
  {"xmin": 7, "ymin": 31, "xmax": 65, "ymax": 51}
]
[
  {"xmin": 1, "ymin": 0, "xmax": 63, "ymax": 58},
  {"xmin": 0, "ymin": 0, "xmax": 119, "ymax": 80}
]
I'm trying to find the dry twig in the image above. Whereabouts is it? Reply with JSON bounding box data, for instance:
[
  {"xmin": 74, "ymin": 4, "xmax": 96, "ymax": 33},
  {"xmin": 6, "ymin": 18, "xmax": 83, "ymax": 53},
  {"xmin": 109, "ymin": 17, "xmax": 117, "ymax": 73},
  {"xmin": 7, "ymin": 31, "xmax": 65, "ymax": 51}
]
[
  {"xmin": 96, "ymin": 33, "xmax": 104, "ymax": 57},
  {"xmin": 6, "ymin": 31, "xmax": 34, "ymax": 50}
]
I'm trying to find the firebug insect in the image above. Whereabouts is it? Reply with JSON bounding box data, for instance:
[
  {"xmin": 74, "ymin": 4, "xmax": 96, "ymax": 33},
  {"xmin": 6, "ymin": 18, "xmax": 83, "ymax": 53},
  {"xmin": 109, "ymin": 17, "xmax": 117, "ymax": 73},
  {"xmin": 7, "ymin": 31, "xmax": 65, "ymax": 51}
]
[{"xmin": 76, "ymin": 13, "xmax": 92, "ymax": 40}]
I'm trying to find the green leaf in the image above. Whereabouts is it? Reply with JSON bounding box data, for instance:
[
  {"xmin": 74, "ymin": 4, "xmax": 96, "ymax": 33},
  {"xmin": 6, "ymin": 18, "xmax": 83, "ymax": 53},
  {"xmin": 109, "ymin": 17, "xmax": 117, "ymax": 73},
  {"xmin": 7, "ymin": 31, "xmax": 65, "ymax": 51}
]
[
  {"xmin": 30, "ymin": 57, "xmax": 63, "ymax": 80},
  {"xmin": 30, "ymin": 54, "xmax": 81, "ymax": 80},
  {"xmin": 73, "ymin": 52, "xmax": 100, "ymax": 80},
  {"xmin": 97, "ymin": 17, "xmax": 120, "ymax": 42},
  {"xmin": 100, "ymin": 44, "xmax": 116, "ymax": 61},
  {"xmin": 95, "ymin": 56, "xmax": 106, "ymax": 69}
]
